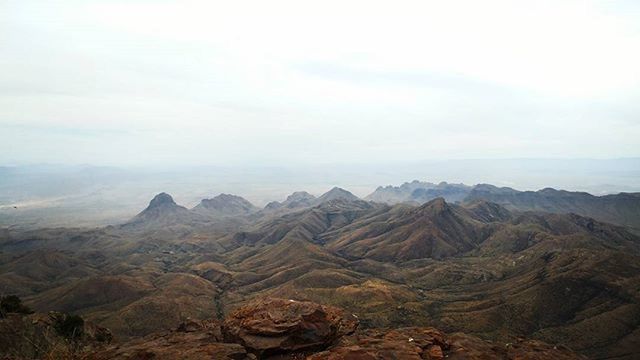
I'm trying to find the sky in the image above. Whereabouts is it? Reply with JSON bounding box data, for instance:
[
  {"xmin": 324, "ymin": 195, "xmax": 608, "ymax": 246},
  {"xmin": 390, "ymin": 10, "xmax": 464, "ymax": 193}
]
[{"xmin": 1, "ymin": 0, "xmax": 640, "ymax": 166}]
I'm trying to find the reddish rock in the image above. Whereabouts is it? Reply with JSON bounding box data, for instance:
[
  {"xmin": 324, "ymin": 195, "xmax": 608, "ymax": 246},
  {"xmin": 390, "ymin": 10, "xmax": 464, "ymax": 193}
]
[
  {"xmin": 176, "ymin": 317, "xmax": 213, "ymax": 333},
  {"xmin": 446, "ymin": 332, "xmax": 586, "ymax": 359},
  {"xmin": 93, "ymin": 320, "xmax": 249, "ymax": 360},
  {"xmin": 308, "ymin": 327, "xmax": 449, "ymax": 360},
  {"xmin": 222, "ymin": 298, "xmax": 358, "ymax": 356},
  {"xmin": 309, "ymin": 327, "xmax": 585, "ymax": 360},
  {"xmin": 427, "ymin": 344, "xmax": 444, "ymax": 359},
  {"xmin": 97, "ymin": 340, "xmax": 250, "ymax": 360}
]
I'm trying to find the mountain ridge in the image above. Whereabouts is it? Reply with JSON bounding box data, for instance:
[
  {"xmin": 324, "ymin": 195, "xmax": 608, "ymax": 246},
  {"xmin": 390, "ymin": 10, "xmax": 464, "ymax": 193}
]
[{"xmin": 366, "ymin": 181, "xmax": 640, "ymax": 230}]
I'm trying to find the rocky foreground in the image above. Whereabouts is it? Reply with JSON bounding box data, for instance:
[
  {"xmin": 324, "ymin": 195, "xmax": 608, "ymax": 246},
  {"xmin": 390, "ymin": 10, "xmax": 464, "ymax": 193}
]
[{"xmin": 92, "ymin": 298, "xmax": 585, "ymax": 359}]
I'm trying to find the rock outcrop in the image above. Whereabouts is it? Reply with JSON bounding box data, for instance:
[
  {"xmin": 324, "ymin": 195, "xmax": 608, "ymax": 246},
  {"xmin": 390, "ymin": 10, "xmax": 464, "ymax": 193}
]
[
  {"xmin": 222, "ymin": 298, "xmax": 358, "ymax": 356},
  {"xmin": 89, "ymin": 298, "xmax": 585, "ymax": 359}
]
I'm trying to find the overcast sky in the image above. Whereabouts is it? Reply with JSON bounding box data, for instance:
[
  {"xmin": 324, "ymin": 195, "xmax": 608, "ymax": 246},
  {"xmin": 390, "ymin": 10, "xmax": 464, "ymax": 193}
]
[{"xmin": 1, "ymin": 0, "xmax": 639, "ymax": 166}]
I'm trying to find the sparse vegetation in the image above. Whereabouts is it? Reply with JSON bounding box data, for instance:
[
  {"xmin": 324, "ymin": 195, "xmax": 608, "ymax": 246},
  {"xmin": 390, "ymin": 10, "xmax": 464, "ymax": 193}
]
[
  {"xmin": 52, "ymin": 313, "xmax": 85, "ymax": 340},
  {"xmin": 0, "ymin": 295, "xmax": 33, "ymax": 317}
]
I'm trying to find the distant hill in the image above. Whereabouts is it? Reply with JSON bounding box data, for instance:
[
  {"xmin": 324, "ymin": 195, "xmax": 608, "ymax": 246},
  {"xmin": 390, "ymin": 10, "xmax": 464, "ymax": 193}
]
[
  {"xmin": 123, "ymin": 193, "xmax": 207, "ymax": 229},
  {"xmin": 365, "ymin": 180, "xmax": 439, "ymax": 203},
  {"xmin": 262, "ymin": 188, "xmax": 358, "ymax": 214},
  {"xmin": 193, "ymin": 194, "xmax": 258, "ymax": 217},
  {"xmin": 316, "ymin": 187, "xmax": 360, "ymax": 203},
  {"xmin": 366, "ymin": 181, "xmax": 472, "ymax": 204},
  {"xmin": 465, "ymin": 184, "xmax": 640, "ymax": 231},
  {"xmin": 366, "ymin": 181, "xmax": 640, "ymax": 230},
  {"xmin": 263, "ymin": 191, "xmax": 317, "ymax": 211}
]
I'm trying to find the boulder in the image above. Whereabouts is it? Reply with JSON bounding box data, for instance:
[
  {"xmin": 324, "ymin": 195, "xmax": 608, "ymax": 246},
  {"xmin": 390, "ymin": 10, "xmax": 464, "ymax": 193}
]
[{"xmin": 222, "ymin": 298, "xmax": 358, "ymax": 356}]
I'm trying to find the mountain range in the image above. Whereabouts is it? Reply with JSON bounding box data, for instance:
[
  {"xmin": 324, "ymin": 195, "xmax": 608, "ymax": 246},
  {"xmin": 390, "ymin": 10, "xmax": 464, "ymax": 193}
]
[
  {"xmin": 367, "ymin": 181, "xmax": 640, "ymax": 232},
  {"xmin": 1, "ymin": 181, "xmax": 640, "ymax": 359}
]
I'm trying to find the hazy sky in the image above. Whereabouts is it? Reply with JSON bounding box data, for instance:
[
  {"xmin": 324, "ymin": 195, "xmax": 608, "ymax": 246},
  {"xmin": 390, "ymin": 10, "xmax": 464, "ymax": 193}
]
[{"xmin": 1, "ymin": 0, "xmax": 639, "ymax": 166}]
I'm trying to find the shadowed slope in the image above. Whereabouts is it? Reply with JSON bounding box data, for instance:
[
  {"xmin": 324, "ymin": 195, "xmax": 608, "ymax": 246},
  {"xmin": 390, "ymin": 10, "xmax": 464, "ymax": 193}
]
[
  {"xmin": 465, "ymin": 184, "xmax": 640, "ymax": 231},
  {"xmin": 323, "ymin": 198, "xmax": 492, "ymax": 261}
]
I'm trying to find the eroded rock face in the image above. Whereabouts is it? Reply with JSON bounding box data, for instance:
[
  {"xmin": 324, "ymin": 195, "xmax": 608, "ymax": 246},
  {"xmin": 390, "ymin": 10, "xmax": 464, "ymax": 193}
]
[{"xmin": 222, "ymin": 298, "xmax": 358, "ymax": 356}]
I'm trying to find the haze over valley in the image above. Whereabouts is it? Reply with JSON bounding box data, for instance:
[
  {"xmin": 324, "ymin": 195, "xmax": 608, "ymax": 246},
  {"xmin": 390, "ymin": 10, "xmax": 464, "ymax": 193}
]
[{"xmin": 2, "ymin": 159, "xmax": 639, "ymax": 228}]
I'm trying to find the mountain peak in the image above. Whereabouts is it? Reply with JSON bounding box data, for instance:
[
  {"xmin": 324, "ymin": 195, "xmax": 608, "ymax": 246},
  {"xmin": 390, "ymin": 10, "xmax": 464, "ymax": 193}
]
[
  {"xmin": 262, "ymin": 191, "xmax": 317, "ymax": 211},
  {"xmin": 148, "ymin": 192, "xmax": 177, "ymax": 208},
  {"xmin": 422, "ymin": 197, "xmax": 448, "ymax": 210},
  {"xmin": 193, "ymin": 193, "xmax": 257, "ymax": 216},
  {"xmin": 286, "ymin": 191, "xmax": 316, "ymax": 202},
  {"xmin": 327, "ymin": 187, "xmax": 352, "ymax": 195},
  {"xmin": 415, "ymin": 197, "xmax": 454, "ymax": 218},
  {"xmin": 317, "ymin": 187, "xmax": 359, "ymax": 203},
  {"xmin": 124, "ymin": 192, "xmax": 197, "ymax": 227}
]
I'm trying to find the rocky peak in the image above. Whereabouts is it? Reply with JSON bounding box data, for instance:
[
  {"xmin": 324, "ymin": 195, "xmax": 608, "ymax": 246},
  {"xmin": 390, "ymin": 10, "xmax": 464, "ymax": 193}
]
[
  {"xmin": 264, "ymin": 201, "xmax": 282, "ymax": 210},
  {"xmin": 194, "ymin": 193, "xmax": 257, "ymax": 216},
  {"xmin": 200, "ymin": 194, "xmax": 252, "ymax": 207},
  {"xmin": 124, "ymin": 192, "xmax": 199, "ymax": 227},
  {"xmin": 317, "ymin": 187, "xmax": 359, "ymax": 203},
  {"xmin": 279, "ymin": 191, "xmax": 317, "ymax": 209},
  {"xmin": 418, "ymin": 197, "xmax": 450, "ymax": 214},
  {"xmin": 286, "ymin": 191, "xmax": 316, "ymax": 202},
  {"xmin": 147, "ymin": 192, "xmax": 177, "ymax": 209}
]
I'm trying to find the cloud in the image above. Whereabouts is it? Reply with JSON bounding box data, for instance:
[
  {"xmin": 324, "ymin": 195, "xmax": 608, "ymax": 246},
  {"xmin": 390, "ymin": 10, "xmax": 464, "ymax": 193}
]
[{"xmin": 0, "ymin": 0, "xmax": 639, "ymax": 165}]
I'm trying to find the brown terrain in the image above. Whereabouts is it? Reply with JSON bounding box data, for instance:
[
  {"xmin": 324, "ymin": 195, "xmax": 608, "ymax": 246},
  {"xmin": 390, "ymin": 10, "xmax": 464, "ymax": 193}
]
[{"xmin": 1, "ymin": 185, "xmax": 640, "ymax": 359}]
